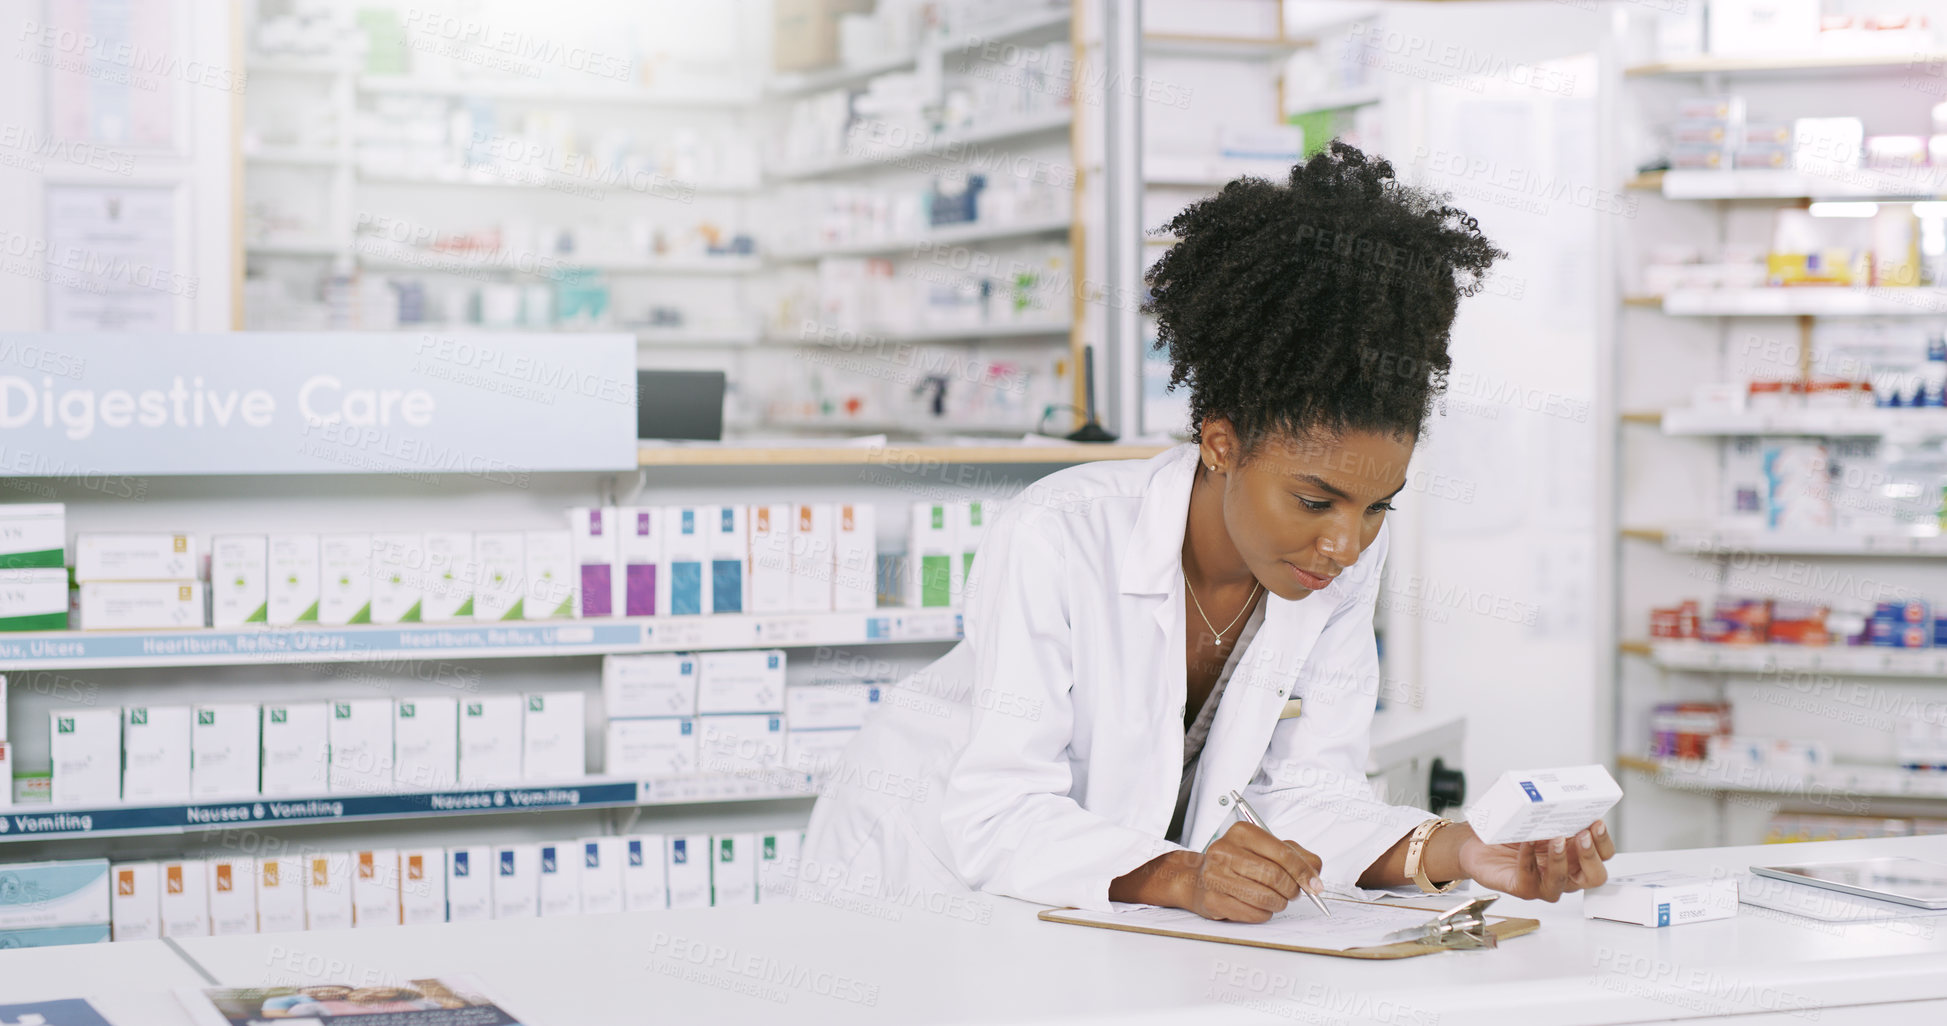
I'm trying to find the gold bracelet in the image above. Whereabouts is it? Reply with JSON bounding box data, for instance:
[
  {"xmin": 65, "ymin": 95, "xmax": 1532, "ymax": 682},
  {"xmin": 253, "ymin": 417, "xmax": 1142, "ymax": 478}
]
[{"xmin": 1404, "ymin": 818, "xmax": 1459, "ymax": 894}]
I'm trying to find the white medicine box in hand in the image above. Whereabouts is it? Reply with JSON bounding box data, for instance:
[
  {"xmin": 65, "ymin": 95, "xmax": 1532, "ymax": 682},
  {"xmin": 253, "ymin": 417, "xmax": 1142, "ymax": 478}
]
[
  {"xmin": 522, "ymin": 692, "xmax": 586, "ymax": 781},
  {"xmin": 1583, "ymin": 871, "xmax": 1738, "ymax": 927},
  {"xmin": 1466, "ymin": 764, "xmax": 1623, "ymax": 846}
]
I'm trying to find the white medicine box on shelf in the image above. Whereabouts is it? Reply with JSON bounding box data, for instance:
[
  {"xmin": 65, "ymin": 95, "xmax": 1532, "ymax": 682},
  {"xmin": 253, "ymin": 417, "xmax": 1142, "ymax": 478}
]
[
  {"xmin": 260, "ymin": 702, "xmax": 329, "ymax": 795},
  {"xmin": 459, "ymin": 695, "xmax": 524, "ymax": 786},
  {"xmin": 446, "ymin": 847, "xmax": 493, "ymax": 923},
  {"xmin": 697, "ymin": 649, "xmax": 786, "ymax": 714},
  {"xmin": 473, "ymin": 532, "xmax": 526, "ymax": 621},
  {"xmin": 712, "ymin": 833, "xmax": 757, "ymax": 907},
  {"xmin": 75, "ymin": 532, "xmax": 197, "ymax": 581},
  {"xmin": 191, "ymin": 704, "xmax": 261, "ymax": 799},
  {"xmin": 159, "ymin": 859, "xmax": 210, "ymax": 938},
  {"xmin": 603, "ymin": 652, "xmax": 699, "ymax": 718},
  {"xmin": 606, "ymin": 716, "xmax": 697, "ymax": 777},
  {"xmin": 790, "ymin": 503, "xmax": 835, "ymax": 613},
  {"xmin": 329, "ymin": 699, "xmax": 394, "ymax": 792},
  {"xmin": 699, "ymin": 714, "xmax": 785, "ymax": 776},
  {"xmin": 352, "ymin": 849, "xmax": 400, "ymax": 928},
  {"xmin": 209, "ymin": 535, "xmax": 267, "ymax": 627},
  {"xmin": 665, "ymin": 835, "xmax": 711, "ymax": 909},
  {"xmin": 0, "ymin": 503, "xmax": 64, "ymax": 568},
  {"xmin": 111, "ymin": 863, "xmax": 160, "ymax": 941},
  {"xmin": 206, "ymin": 857, "xmax": 257, "ymax": 936},
  {"xmin": 579, "ymin": 837, "xmax": 626, "ymax": 915},
  {"xmin": 421, "ymin": 532, "xmax": 475, "ymax": 622},
  {"xmin": 749, "ymin": 504, "xmax": 793, "ymax": 614},
  {"xmin": 370, "ymin": 533, "xmax": 423, "ymax": 625},
  {"xmin": 758, "ymin": 831, "xmax": 801, "ymax": 904},
  {"xmin": 51, "ymin": 708, "xmax": 122, "ymax": 805},
  {"xmin": 494, "ymin": 844, "xmax": 541, "ymax": 919},
  {"xmin": 708, "ymin": 506, "xmax": 749, "ymax": 614},
  {"xmin": 524, "ymin": 529, "xmax": 575, "ymax": 620},
  {"xmin": 255, "ymin": 857, "xmax": 306, "ymax": 934},
  {"xmin": 522, "ymin": 692, "xmax": 586, "ymax": 781},
  {"xmin": 305, "ymin": 851, "xmax": 353, "ymax": 931},
  {"xmin": 906, "ymin": 502, "xmax": 958, "ymax": 608},
  {"xmin": 266, "ymin": 534, "xmax": 320, "ymax": 625},
  {"xmin": 394, "ymin": 697, "xmax": 458, "ymax": 791},
  {"xmin": 318, "ymin": 533, "xmax": 374, "ymax": 625},
  {"xmin": 538, "ymin": 842, "xmax": 581, "ymax": 917},
  {"xmin": 400, "ymin": 848, "xmax": 446, "ymax": 926},
  {"xmin": 122, "ymin": 705, "xmax": 192, "ymax": 802},
  {"xmin": 833, "ymin": 503, "xmax": 877, "ymax": 611},
  {"xmin": 622, "ymin": 834, "xmax": 667, "ymax": 912}
]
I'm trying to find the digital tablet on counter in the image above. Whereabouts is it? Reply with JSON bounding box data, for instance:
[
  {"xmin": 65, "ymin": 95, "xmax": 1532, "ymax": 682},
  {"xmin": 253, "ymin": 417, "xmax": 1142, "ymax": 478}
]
[{"xmin": 1750, "ymin": 856, "xmax": 1947, "ymax": 909}]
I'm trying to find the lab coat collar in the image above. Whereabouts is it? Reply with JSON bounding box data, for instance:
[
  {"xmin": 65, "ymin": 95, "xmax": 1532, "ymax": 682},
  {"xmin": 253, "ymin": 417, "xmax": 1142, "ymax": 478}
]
[{"xmin": 1118, "ymin": 444, "xmax": 1200, "ymax": 597}]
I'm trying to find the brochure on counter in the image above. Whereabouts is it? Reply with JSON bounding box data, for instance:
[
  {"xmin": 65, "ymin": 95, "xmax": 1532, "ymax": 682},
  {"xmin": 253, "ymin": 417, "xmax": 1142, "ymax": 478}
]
[
  {"xmin": 176, "ymin": 977, "xmax": 524, "ymax": 1025},
  {"xmin": 0, "ymin": 999, "xmax": 118, "ymax": 1025}
]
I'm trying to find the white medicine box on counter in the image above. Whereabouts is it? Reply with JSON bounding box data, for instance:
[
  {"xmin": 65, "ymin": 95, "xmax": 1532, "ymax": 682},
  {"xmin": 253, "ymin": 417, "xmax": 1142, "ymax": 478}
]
[{"xmin": 1584, "ymin": 871, "xmax": 1738, "ymax": 927}]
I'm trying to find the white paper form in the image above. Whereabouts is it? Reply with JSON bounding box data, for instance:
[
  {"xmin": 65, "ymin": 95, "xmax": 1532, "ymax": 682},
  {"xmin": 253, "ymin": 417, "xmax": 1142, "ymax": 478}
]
[{"xmin": 1064, "ymin": 899, "xmax": 1448, "ymax": 951}]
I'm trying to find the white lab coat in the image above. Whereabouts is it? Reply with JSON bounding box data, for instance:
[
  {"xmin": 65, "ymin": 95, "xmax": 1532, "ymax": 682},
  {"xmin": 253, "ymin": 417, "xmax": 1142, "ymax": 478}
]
[{"xmin": 801, "ymin": 444, "xmax": 1431, "ymax": 912}]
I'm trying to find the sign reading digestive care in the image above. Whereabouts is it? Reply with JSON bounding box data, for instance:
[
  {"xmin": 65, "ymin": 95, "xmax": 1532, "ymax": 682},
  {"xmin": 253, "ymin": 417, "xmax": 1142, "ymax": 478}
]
[{"xmin": 0, "ymin": 333, "xmax": 637, "ymax": 476}]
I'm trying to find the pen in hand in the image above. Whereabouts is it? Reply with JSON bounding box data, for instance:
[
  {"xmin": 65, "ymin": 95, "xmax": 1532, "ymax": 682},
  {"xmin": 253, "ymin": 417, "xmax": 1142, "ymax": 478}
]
[{"xmin": 1228, "ymin": 789, "xmax": 1332, "ymax": 918}]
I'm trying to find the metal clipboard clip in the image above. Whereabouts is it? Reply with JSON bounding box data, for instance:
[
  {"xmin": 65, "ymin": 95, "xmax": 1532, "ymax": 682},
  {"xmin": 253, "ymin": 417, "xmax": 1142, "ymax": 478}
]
[{"xmin": 1380, "ymin": 896, "xmax": 1501, "ymax": 950}]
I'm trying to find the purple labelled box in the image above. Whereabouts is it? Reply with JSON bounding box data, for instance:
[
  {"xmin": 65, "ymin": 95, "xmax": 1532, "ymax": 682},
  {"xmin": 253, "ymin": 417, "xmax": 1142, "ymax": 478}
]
[
  {"xmin": 581, "ymin": 564, "xmax": 613, "ymax": 617},
  {"xmin": 626, "ymin": 563, "xmax": 657, "ymax": 616}
]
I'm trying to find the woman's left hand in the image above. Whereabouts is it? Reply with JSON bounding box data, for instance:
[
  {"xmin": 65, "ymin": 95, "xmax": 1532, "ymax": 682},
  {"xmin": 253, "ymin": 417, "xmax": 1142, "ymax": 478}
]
[{"xmin": 1457, "ymin": 820, "xmax": 1616, "ymax": 901}]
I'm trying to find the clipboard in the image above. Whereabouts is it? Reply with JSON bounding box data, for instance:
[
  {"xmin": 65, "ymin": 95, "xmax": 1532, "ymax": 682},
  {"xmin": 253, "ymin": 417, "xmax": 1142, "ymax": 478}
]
[{"xmin": 1037, "ymin": 895, "xmax": 1539, "ymax": 960}]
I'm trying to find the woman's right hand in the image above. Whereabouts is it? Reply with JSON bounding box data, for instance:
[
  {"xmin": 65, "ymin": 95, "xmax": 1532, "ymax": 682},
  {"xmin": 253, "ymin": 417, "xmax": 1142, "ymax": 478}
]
[{"xmin": 1180, "ymin": 821, "xmax": 1323, "ymax": 922}]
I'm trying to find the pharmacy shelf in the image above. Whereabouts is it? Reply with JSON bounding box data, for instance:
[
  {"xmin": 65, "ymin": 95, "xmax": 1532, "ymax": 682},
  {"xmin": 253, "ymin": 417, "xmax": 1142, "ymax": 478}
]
[
  {"xmin": 353, "ymin": 168, "xmax": 758, "ymax": 195},
  {"xmin": 1628, "ymin": 639, "xmax": 1947, "ymax": 678},
  {"xmin": 1660, "ymin": 169, "xmax": 1947, "ymax": 201},
  {"xmin": 1653, "ymin": 407, "xmax": 1947, "ymax": 438},
  {"xmin": 1660, "ymin": 288, "xmax": 1947, "ymax": 316},
  {"xmin": 0, "ymin": 610, "xmax": 964, "ymax": 671},
  {"xmin": 764, "ymin": 7, "xmax": 1072, "ymax": 97},
  {"xmin": 245, "ymin": 54, "xmax": 353, "ymax": 75},
  {"xmin": 1142, "ymin": 32, "xmax": 1310, "ymax": 59},
  {"xmin": 635, "ymin": 442, "xmax": 1168, "ymax": 467},
  {"xmin": 767, "ymin": 214, "xmax": 1072, "ymax": 262},
  {"xmin": 244, "ymin": 148, "xmax": 342, "ymax": 167},
  {"xmin": 763, "ymin": 319, "xmax": 1072, "ymax": 346},
  {"xmin": 1626, "ymin": 524, "xmax": 1947, "ymax": 557},
  {"xmin": 770, "ymin": 109, "xmax": 1073, "ymax": 180},
  {"xmin": 0, "ymin": 774, "xmax": 816, "ymax": 844},
  {"xmin": 391, "ymin": 323, "xmax": 759, "ymax": 346},
  {"xmin": 245, "ymin": 240, "xmax": 342, "ymax": 257},
  {"xmin": 1617, "ymin": 755, "xmax": 1947, "ymax": 801},
  {"xmin": 353, "ymin": 75, "xmax": 758, "ymax": 107},
  {"xmin": 1624, "ymin": 52, "xmax": 1947, "ymax": 78},
  {"xmin": 1285, "ymin": 85, "xmax": 1384, "ymax": 118},
  {"xmin": 757, "ymin": 417, "xmax": 1038, "ymax": 437},
  {"xmin": 352, "ymin": 246, "xmax": 762, "ymax": 276}
]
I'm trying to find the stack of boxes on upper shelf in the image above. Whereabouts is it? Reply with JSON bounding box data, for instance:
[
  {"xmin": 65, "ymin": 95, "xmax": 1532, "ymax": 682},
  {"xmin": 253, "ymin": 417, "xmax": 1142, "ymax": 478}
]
[
  {"xmin": 8, "ymin": 499, "xmax": 997, "ymax": 633},
  {"xmin": 1, "ymin": 829, "xmax": 806, "ymax": 947},
  {"xmin": 34, "ymin": 690, "xmax": 586, "ymax": 808}
]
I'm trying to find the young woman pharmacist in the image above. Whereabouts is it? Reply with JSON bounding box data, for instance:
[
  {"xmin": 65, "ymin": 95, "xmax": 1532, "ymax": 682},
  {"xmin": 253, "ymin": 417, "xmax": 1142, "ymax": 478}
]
[{"xmin": 803, "ymin": 144, "xmax": 1616, "ymax": 921}]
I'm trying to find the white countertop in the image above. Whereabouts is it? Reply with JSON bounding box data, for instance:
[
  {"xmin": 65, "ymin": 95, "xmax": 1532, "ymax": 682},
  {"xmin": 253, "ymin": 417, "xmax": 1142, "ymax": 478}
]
[
  {"xmin": 0, "ymin": 940, "xmax": 208, "ymax": 1024},
  {"xmin": 12, "ymin": 835, "xmax": 1947, "ymax": 1026}
]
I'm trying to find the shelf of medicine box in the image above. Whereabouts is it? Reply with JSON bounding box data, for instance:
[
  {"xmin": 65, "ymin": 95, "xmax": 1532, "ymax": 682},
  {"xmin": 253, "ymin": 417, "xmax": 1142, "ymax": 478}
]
[
  {"xmin": 353, "ymin": 249, "xmax": 764, "ymax": 277},
  {"xmin": 244, "ymin": 239, "xmax": 344, "ymax": 257},
  {"xmin": 763, "ymin": 7, "xmax": 1072, "ymax": 98},
  {"xmin": 756, "ymin": 416, "xmax": 1048, "ymax": 438},
  {"xmin": 1658, "ymin": 288, "xmax": 1947, "ymax": 317},
  {"xmin": 352, "ymin": 168, "xmax": 760, "ymax": 195},
  {"xmin": 1624, "ymin": 524, "xmax": 1947, "ymax": 558},
  {"xmin": 1141, "ymin": 32, "xmax": 1313, "ymax": 60},
  {"xmin": 0, "ymin": 609, "xmax": 964, "ymax": 671},
  {"xmin": 243, "ymin": 147, "xmax": 343, "ymax": 167},
  {"xmin": 0, "ymin": 775, "xmax": 816, "ymax": 844},
  {"xmin": 762, "ymin": 319, "xmax": 1072, "ymax": 346},
  {"xmin": 1624, "ymin": 638, "xmax": 1947, "ymax": 679},
  {"xmin": 1143, "ymin": 153, "xmax": 1295, "ymax": 188},
  {"xmin": 767, "ymin": 214, "xmax": 1072, "ymax": 262},
  {"xmin": 1284, "ymin": 85, "xmax": 1385, "ymax": 119},
  {"xmin": 1652, "ymin": 406, "xmax": 1947, "ymax": 439},
  {"xmin": 768, "ymin": 109, "xmax": 1074, "ymax": 181},
  {"xmin": 1625, "ymin": 52, "xmax": 1947, "ymax": 79},
  {"xmin": 1616, "ymin": 755, "xmax": 1947, "ymax": 801},
  {"xmin": 352, "ymin": 75, "xmax": 759, "ymax": 108},
  {"xmin": 244, "ymin": 53, "xmax": 355, "ymax": 76},
  {"xmin": 385, "ymin": 323, "xmax": 761, "ymax": 347},
  {"xmin": 1657, "ymin": 169, "xmax": 1947, "ymax": 202},
  {"xmin": 635, "ymin": 441, "xmax": 1169, "ymax": 467}
]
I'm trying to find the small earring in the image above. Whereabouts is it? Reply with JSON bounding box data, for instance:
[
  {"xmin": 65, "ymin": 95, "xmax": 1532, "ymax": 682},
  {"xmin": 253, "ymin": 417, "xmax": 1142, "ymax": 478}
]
[{"xmin": 1208, "ymin": 464, "xmax": 1217, "ymax": 472}]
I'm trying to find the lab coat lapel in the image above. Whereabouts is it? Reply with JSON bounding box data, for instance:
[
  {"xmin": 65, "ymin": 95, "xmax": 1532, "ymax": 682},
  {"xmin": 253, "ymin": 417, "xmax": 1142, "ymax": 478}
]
[
  {"xmin": 1117, "ymin": 445, "xmax": 1197, "ymax": 838},
  {"xmin": 1179, "ymin": 592, "xmax": 1336, "ymax": 849}
]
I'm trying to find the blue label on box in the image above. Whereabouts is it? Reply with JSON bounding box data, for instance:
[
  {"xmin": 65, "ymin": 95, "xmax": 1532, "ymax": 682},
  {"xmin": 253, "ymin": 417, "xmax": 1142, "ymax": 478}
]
[
  {"xmin": 541, "ymin": 847, "xmax": 557, "ymax": 873},
  {"xmin": 585, "ymin": 843, "xmax": 600, "ymax": 869},
  {"xmin": 500, "ymin": 851, "xmax": 515, "ymax": 876},
  {"xmin": 1521, "ymin": 781, "xmax": 1543, "ymax": 802},
  {"xmin": 671, "ymin": 561, "xmax": 702, "ymax": 616},
  {"xmin": 712, "ymin": 560, "xmax": 743, "ymax": 614},
  {"xmin": 1657, "ymin": 903, "xmax": 1670, "ymax": 927},
  {"xmin": 628, "ymin": 840, "xmax": 643, "ymax": 866},
  {"xmin": 673, "ymin": 839, "xmax": 688, "ymax": 864}
]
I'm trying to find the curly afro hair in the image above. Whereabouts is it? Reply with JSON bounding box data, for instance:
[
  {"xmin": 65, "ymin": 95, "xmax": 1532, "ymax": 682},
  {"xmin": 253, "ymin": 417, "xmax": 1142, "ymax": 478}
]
[{"xmin": 1145, "ymin": 141, "xmax": 1504, "ymax": 451}]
